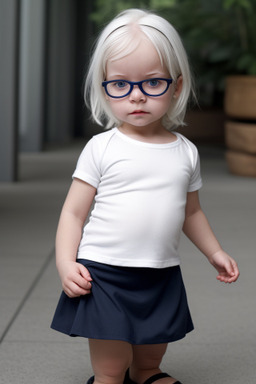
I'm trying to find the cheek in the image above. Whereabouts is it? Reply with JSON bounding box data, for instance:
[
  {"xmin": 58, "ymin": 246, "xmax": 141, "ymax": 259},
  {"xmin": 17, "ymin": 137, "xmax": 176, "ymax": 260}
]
[
  {"xmin": 108, "ymin": 100, "xmax": 125, "ymax": 118},
  {"xmin": 154, "ymin": 95, "xmax": 172, "ymax": 115}
]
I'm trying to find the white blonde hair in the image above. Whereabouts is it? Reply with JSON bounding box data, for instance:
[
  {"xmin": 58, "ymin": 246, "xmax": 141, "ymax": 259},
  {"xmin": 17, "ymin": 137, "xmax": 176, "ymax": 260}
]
[{"xmin": 84, "ymin": 8, "xmax": 193, "ymax": 130}]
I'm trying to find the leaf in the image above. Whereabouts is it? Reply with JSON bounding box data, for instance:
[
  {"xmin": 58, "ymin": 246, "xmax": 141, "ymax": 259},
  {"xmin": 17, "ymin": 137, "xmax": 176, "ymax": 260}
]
[
  {"xmin": 150, "ymin": 0, "xmax": 176, "ymax": 8},
  {"xmin": 238, "ymin": 54, "xmax": 256, "ymax": 75},
  {"xmin": 208, "ymin": 47, "xmax": 234, "ymax": 63},
  {"xmin": 224, "ymin": 0, "xmax": 252, "ymax": 11}
]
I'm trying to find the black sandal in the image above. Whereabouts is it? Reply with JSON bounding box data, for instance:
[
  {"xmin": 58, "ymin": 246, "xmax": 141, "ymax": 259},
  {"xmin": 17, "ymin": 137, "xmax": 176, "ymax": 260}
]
[
  {"xmin": 124, "ymin": 370, "xmax": 137, "ymax": 384},
  {"xmin": 88, "ymin": 371, "xmax": 182, "ymax": 384},
  {"xmin": 87, "ymin": 377, "xmax": 95, "ymax": 384},
  {"xmin": 143, "ymin": 372, "xmax": 182, "ymax": 384},
  {"xmin": 87, "ymin": 371, "xmax": 136, "ymax": 384},
  {"xmin": 125, "ymin": 371, "xmax": 182, "ymax": 384}
]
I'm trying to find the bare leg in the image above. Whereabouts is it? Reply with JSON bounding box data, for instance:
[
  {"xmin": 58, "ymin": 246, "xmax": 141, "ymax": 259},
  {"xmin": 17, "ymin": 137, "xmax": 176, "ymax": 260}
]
[
  {"xmin": 130, "ymin": 344, "xmax": 178, "ymax": 384},
  {"xmin": 89, "ymin": 339, "xmax": 133, "ymax": 384}
]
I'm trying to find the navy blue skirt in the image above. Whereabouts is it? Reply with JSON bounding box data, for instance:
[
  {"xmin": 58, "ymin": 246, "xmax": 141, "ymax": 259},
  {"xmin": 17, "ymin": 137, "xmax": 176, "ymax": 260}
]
[{"xmin": 51, "ymin": 259, "xmax": 193, "ymax": 345}]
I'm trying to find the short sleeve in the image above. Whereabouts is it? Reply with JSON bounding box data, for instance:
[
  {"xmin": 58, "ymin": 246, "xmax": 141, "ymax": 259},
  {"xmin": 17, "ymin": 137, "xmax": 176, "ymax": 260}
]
[
  {"xmin": 72, "ymin": 138, "xmax": 101, "ymax": 188},
  {"xmin": 187, "ymin": 147, "xmax": 203, "ymax": 192}
]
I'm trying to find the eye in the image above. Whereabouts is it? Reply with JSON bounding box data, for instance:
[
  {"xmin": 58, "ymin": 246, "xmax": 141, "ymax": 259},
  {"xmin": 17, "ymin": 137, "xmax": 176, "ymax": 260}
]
[
  {"xmin": 114, "ymin": 81, "xmax": 128, "ymax": 89},
  {"xmin": 147, "ymin": 79, "xmax": 161, "ymax": 88}
]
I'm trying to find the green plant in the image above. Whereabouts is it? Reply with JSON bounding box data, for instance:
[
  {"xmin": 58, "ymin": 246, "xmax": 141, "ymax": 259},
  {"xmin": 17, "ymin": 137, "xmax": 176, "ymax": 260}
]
[{"xmin": 222, "ymin": 0, "xmax": 256, "ymax": 75}]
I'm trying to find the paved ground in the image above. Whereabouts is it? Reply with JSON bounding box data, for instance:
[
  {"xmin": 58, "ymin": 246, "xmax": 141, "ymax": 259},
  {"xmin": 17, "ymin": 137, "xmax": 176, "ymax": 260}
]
[{"xmin": 0, "ymin": 141, "xmax": 255, "ymax": 384}]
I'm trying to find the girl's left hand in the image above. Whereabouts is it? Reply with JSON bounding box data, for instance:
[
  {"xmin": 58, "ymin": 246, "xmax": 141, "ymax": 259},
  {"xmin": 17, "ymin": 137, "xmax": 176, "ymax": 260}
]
[{"xmin": 208, "ymin": 250, "xmax": 240, "ymax": 283}]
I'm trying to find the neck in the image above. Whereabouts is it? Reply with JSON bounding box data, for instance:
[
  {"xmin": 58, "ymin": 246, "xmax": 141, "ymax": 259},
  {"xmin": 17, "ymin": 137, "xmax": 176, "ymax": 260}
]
[{"xmin": 118, "ymin": 124, "xmax": 176, "ymax": 144}]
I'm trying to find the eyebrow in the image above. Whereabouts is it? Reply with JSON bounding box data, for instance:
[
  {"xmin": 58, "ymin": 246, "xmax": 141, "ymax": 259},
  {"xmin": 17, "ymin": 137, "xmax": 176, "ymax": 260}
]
[{"xmin": 106, "ymin": 72, "xmax": 168, "ymax": 80}]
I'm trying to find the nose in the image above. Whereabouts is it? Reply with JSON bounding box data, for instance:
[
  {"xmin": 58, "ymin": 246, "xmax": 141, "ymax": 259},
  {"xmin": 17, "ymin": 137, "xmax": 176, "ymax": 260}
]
[{"xmin": 129, "ymin": 85, "xmax": 146, "ymax": 102}]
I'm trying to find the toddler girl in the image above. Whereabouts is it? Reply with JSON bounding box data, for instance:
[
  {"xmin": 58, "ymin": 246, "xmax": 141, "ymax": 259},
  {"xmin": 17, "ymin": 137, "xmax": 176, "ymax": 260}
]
[{"xmin": 51, "ymin": 9, "xmax": 239, "ymax": 384}]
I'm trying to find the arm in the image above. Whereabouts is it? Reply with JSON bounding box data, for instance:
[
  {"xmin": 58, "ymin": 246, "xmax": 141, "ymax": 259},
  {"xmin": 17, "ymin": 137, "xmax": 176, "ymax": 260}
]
[
  {"xmin": 182, "ymin": 190, "xmax": 239, "ymax": 283},
  {"xmin": 56, "ymin": 178, "xmax": 97, "ymax": 297}
]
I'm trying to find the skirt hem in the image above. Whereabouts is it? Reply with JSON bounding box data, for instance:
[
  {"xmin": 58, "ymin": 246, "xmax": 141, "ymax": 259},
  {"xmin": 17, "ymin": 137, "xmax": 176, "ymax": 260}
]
[{"xmin": 51, "ymin": 323, "xmax": 194, "ymax": 345}]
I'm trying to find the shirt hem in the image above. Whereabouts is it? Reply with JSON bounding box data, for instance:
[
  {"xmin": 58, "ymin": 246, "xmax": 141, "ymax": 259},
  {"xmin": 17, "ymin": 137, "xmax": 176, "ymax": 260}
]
[{"xmin": 76, "ymin": 253, "xmax": 181, "ymax": 269}]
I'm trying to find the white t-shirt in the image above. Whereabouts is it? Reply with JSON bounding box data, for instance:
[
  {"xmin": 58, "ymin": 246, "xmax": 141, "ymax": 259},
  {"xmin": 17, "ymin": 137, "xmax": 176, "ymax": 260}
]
[{"xmin": 73, "ymin": 128, "xmax": 202, "ymax": 268}]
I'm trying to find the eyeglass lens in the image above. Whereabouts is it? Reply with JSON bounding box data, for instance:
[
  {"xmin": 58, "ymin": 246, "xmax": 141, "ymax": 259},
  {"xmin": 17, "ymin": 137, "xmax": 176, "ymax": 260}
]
[{"xmin": 104, "ymin": 79, "xmax": 171, "ymax": 97}]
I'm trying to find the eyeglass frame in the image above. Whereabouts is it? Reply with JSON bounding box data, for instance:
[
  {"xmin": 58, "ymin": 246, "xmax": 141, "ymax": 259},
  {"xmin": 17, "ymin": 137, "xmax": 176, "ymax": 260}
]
[{"xmin": 102, "ymin": 78, "xmax": 173, "ymax": 98}]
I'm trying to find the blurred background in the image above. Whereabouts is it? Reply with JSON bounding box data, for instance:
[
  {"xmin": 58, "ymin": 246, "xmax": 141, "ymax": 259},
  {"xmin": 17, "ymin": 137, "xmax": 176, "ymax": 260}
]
[
  {"xmin": 1, "ymin": 2, "xmax": 256, "ymax": 383},
  {"xmin": 1, "ymin": 0, "xmax": 256, "ymax": 181}
]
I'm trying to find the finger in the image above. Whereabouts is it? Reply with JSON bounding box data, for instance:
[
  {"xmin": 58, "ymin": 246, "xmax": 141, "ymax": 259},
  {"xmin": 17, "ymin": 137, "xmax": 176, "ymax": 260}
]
[
  {"xmin": 74, "ymin": 275, "xmax": 92, "ymax": 290},
  {"xmin": 226, "ymin": 270, "xmax": 239, "ymax": 282},
  {"xmin": 216, "ymin": 271, "xmax": 238, "ymax": 283},
  {"xmin": 216, "ymin": 274, "xmax": 229, "ymax": 283},
  {"xmin": 216, "ymin": 276, "xmax": 231, "ymax": 283},
  {"xmin": 232, "ymin": 261, "xmax": 240, "ymax": 281},
  {"xmin": 64, "ymin": 282, "xmax": 91, "ymax": 298},
  {"xmin": 224, "ymin": 260, "xmax": 240, "ymax": 282},
  {"xmin": 78, "ymin": 264, "xmax": 93, "ymax": 281}
]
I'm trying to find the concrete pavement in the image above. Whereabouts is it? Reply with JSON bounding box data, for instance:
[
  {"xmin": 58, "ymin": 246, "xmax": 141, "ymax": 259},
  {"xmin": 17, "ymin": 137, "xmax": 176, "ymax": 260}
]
[{"xmin": 0, "ymin": 142, "xmax": 255, "ymax": 383}]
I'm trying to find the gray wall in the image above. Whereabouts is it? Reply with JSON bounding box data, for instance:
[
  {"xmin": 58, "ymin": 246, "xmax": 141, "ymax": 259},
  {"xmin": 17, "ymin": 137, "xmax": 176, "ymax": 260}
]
[
  {"xmin": 0, "ymin": 0, "xmax": 95, "ymax": 181},
  {"xmin": 0, "ymin": 0, "xmax": 19, "ymax": 181},
  {"xmin": 19, "ymin": 0, "xmax": 46, "ymax": 152}
]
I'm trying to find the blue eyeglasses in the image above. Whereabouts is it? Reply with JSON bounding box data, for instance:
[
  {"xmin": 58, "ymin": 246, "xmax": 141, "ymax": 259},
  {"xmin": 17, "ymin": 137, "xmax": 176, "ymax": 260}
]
[{"xmin": 102, "ymin": 78, "xmax": 173, "ymax": 98}]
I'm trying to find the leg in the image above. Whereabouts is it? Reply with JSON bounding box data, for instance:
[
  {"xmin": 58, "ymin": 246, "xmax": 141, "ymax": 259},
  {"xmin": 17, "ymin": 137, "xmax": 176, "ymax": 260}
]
[
  {"xmin": 89, "ymin": 339, "xmax": 133, "ymax": 384},
  {"xmin": 130, "ymin": 344, "xmax": 178, "ymax": 384}
]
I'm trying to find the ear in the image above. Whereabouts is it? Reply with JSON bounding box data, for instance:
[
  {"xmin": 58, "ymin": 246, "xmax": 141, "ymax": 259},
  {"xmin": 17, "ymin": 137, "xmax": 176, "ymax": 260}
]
[{"xmin": 173, "ymin": 75, "xmax": 183, "ymax": 99}]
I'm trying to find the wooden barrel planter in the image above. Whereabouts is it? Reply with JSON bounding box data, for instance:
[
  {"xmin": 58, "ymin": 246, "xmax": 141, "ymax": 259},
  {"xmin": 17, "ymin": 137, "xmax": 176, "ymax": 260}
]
[{"xmin": 224, "ymin": 76, "xmax": 256, "ymax": 177}]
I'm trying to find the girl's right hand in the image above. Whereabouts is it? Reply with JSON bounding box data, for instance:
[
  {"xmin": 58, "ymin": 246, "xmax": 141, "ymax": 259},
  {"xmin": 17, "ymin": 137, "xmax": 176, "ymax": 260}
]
[{"xmin": 57, "ymin": 260, "xmax": 92, "ymax": 298}]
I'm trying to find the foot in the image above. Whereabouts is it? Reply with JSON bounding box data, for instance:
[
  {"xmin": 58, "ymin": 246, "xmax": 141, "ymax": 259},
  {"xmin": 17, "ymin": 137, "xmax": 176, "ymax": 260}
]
[
  {"xmin": 143, "ymin": 373, "xmax": 181, "ymax": 384},
  {"xmin": 126, "ymin": 371, "xmax": 182, "ymax": 384}
]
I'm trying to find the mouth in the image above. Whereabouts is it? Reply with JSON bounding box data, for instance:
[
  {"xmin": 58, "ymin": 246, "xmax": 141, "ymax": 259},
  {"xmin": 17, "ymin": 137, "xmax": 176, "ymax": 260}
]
[{"xmin": 130, "ymin": 110, "xmax": 149, "ymax": 115}]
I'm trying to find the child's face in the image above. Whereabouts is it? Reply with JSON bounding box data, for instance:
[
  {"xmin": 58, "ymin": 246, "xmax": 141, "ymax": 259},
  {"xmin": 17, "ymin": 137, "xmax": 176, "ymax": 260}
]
[{"xmin": 105, "ymin": 36, "xmax": 180, "ymax": 131}]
